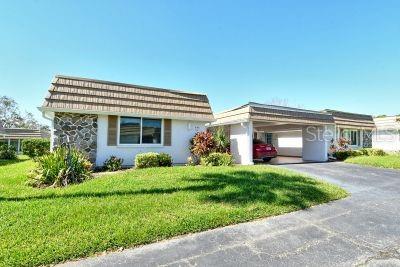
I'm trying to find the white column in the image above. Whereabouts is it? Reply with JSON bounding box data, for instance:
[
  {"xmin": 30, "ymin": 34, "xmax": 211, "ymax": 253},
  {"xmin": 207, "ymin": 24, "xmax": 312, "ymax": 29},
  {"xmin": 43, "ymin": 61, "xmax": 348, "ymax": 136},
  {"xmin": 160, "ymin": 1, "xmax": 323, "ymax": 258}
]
[
  {"xmin": 302, "ymin": 125, "xmax": 329, "ymax": 162},
  {"xmin": 230, "ymin": 121, "xmax": 254, "ymax": 165}
]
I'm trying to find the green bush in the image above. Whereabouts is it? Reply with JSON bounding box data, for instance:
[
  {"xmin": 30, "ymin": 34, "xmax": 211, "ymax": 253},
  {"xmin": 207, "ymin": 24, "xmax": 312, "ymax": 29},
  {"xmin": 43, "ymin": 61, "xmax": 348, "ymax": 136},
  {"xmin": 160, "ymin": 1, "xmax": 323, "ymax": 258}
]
[
  {"xmin": 158, "ymin": 153, "xmax": 173, "ymax": 167},
  {"xmin": 201, "ymin": 152, "xmax": 234, "ymax": 166},
  {"xmin": 22, "ymin": 138, "xmax": 50, "ymax": 158},
  {"xmin": 135, "ymin": 152, "xmax": 173, "ymax": 169},
  {"xmin": 359, "ymin": 148, "xmax": 387, "ymax": 156},
  {"xmin": 135, "ymin": 152, "xmax": 160, "ymax": 169},
  {"xmin": 214, "ymin": 127, "xmax": 230, "ymax": 153},
  {"xmin": 104, "ymin": 156, "xmax": 124, "ymax": 171},
  {"xmin": 333, "ymin": 150, "xmax": 353, "ymax": 161},
  {"xmin": 0, "ymin": 144, "xmax": 17, "ymax": 160},
  {"xmin": 28, "ymin": 147, "xmax": 92, "ymax": 188}
]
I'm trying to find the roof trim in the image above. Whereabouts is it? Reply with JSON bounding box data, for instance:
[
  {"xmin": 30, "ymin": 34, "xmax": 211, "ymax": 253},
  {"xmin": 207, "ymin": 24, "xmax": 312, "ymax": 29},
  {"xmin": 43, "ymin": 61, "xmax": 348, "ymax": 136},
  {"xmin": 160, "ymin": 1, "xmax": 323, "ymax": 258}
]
[
  {"xmin": 39, "ymin": 107, "xmax": 214, "ymax": 122},
  {"xmin": 54, "ymin": 75, "xmax": 207, "ymax": 97},
  {"xmin": 249, "ymin": 102, "xmax": 329, "ymax": 115}
]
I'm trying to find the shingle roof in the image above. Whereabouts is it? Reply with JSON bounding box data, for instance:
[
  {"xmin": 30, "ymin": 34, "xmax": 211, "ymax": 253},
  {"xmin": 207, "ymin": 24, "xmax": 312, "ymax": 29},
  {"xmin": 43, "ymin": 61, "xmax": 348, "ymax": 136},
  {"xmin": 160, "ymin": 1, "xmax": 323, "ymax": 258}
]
[
  {"xmin": 0, "ymin": 128, "xmax": 46, "ymax": 139},
  {"xmin": 40, "ymin": 75, "xmax": 214, "ymax": 121},
  {"xmin": 213, "ymin": 102, "xmax": 335, "ymax": 125},
  {"xmin": 323, "ymin": 109, "xmax": 375, "ymax": 129}
]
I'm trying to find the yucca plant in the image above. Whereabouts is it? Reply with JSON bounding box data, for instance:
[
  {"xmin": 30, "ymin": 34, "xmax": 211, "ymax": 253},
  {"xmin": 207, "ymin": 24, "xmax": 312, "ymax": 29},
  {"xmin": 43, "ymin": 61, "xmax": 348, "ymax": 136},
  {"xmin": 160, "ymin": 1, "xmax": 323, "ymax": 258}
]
[
  {"xmin": 214, "ymin": 127, "xmax": 230, "ymax": 153},
  {"xmin": 28, "ymin": 146, "xmax": 92, "ymax": 188}
]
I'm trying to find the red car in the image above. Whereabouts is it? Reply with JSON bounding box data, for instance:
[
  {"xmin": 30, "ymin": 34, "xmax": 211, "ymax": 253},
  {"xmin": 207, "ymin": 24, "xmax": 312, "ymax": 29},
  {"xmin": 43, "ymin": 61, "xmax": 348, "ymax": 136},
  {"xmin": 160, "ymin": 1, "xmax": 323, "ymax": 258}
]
[{"xmin": 253, "ymin": 139, "xmax": 278, "ymax": 162}]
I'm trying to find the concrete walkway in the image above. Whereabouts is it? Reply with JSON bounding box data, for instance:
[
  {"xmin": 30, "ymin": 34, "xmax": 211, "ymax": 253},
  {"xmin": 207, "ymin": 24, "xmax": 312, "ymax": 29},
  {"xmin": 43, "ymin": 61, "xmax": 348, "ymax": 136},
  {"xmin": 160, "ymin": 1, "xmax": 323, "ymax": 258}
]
[{"xmin": 60, "ymin": 162, "xmax": 400, "ymax": 267}]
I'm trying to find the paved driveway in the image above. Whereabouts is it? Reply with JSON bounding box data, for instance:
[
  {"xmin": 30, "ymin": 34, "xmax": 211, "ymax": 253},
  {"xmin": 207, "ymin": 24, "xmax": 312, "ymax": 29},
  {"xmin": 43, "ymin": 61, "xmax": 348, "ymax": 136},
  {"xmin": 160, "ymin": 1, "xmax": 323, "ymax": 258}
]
[{"xmin": 60, "ymin": 162, "xmax": 400, "ymax": 267}]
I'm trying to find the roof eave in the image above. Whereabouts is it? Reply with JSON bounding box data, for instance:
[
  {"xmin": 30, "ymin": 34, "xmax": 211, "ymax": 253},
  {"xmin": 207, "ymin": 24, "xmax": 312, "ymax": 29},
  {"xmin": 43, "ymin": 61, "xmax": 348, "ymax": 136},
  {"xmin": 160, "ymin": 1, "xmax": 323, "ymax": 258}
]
[{"xmin": 40, "ymin": 107, "xmax": 215, "ymax": 122}]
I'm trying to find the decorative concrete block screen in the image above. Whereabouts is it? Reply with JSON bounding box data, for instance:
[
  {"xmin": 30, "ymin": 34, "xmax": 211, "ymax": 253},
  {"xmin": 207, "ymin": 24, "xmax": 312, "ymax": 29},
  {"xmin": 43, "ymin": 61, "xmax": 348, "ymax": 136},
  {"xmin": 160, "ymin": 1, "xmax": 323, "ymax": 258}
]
[
  {"xmin": 53, "ymin": 112, "xmax": 98, "ymax": 163},
  {"xmin": 363, "ymin": 130, "xmax": 372, "ymax": 148}
]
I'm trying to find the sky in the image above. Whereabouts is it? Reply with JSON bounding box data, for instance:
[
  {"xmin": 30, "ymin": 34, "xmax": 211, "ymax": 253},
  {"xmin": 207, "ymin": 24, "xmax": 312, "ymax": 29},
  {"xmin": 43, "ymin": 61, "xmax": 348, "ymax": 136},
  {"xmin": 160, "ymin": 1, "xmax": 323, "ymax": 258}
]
[{"xmin": 0, "ymin": 0, "xmax": 399, "ymax": 125}]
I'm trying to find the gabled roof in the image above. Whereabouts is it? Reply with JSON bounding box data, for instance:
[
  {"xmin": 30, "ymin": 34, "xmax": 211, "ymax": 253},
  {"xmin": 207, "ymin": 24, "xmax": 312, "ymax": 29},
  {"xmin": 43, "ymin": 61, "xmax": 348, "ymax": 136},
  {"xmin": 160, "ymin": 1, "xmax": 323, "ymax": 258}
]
[
  {"xmin": 40, "ymin": 75, "xmax": 214, "ymax": 122},
  {"xmin": 323, "ymin": 109, "xmax": 375, "ymax": 129}
]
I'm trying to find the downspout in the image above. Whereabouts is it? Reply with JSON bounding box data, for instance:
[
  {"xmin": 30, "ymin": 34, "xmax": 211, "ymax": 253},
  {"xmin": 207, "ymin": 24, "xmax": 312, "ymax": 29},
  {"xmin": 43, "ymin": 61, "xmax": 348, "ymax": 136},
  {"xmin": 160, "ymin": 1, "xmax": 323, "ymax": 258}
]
[{"xmin": 40, "ymin": 108, "xmax": 55, "ymax": 151}]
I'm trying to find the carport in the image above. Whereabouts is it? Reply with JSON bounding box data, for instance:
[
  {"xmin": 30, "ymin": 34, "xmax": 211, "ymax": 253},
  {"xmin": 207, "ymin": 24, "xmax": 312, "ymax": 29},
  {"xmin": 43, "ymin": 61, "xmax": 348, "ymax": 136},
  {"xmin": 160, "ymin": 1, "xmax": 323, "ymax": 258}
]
[{"xmin": 211, "ymin": 102, "xmax": 335, "ymax": 165}]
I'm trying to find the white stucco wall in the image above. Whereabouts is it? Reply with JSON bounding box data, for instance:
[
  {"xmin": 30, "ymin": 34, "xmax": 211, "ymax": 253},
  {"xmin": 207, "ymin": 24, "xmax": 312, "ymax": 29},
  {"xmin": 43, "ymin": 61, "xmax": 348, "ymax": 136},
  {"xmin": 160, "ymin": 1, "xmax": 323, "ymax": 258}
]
[
  {"xmin": 230, "ymin": 122, "xmax": 253, "ymax": 165},
  {"xmin": 373, "ymin": 117, "xmax": 400, "ymax": 151},
  {"xmin": 272, "ymin": 131, "xmax": 303, "ymax": 157},
  {"xmin": 373, "ymin": 129, "xmax": 400, "ymax": 151},
  {"xmin": 302, "ymin": 125, "xmax": 329, "ymax": 162},
  {"xmin": 96, "ymin": 115, "xmax": 207, "ymax": 166}
]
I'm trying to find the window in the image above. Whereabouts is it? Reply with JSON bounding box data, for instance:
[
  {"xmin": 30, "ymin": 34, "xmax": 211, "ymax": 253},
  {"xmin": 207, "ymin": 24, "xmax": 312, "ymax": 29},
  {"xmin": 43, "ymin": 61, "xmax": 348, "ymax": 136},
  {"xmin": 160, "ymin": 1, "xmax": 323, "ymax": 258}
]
[
  {"xmin": 119, "ymin": 117, "xmax": 141, "ymax": 144},
  {"xmin": 142, "ymin": 118, "xmax": 161, "ymax": 144},
  {"xmin": 119, "ymin": 117, "xmax": 162, "ymax": 145},
  {"xmin": 341, "ymin": 129, "xmax": 360, "ymax": 146},
  {"xmin": 265, "ymin": 133, "xmax": 273, "ymax": 144}
]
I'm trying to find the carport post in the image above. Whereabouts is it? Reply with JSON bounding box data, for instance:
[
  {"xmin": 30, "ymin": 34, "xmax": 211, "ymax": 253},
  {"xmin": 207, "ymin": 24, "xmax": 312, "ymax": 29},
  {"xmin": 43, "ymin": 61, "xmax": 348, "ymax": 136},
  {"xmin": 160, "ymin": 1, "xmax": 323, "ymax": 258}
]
[
  {"xmin": 302, "ymin": 125, "xmax": 329, "ymax": 162},
  {"xmin": 229, "ymin": 121, "xmax": 254, "ymax": 165}
]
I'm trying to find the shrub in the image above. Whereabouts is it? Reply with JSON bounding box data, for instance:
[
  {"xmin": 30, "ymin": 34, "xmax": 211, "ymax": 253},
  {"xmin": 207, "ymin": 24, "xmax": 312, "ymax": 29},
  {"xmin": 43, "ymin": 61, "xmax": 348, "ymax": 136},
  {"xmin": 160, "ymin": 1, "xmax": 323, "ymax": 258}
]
[
  {"xmin": 190, "ymin": 131, "xmax": 215, "ymax": 157},
  {"xmin": 158, "ymin": 153, "xmax": 173, "ymax": 167},
  {"xmin": 333, "ymin": 150, "xmax": 353, "ymax": 161},
  {"xmin": 186, "ymin": 155, "xmax": 200, "ymax": 166},
  {"xmin": 28, "ymin": 147, "xmax": 92, "ymax": 188},
  {"xmin": 104, "ymin": 156, "xmax": 123, "ymax": 171},
  {"xmin": 22, "ymin": 138, "xmax": 50, "ymax": 158},
  {"xmin": 214, "ymin": 127, "xmax": 230, "ymax": 153},
  {"xmin": 201, "ymin": 152, "xmax": 234, "ymax": 166},
  {"xmin": 0, "ymin": 144, "xmax": 17, "ymax": 160},
  {"xmin": 135, "ymin": 152, "xmax": 159, "ymax": 169},
  {"xmin": 360, "ymin": 148, "xmax": 387, "ymax": 156},
  {"xmin": 135, "ymin": 152, "xmax": 173, "ymax": 169}
]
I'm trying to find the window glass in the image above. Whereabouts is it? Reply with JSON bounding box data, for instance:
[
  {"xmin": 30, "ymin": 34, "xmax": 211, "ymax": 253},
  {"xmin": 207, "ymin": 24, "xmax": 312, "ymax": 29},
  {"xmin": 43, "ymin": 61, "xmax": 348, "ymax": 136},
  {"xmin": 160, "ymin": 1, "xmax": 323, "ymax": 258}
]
[
  {"xmin": 10, "ymin": 139, "xmax": 19, "ymax": 151},
  {"xmin": 142, "ymin": 118, "xmax": 161, "ymax": 144},
  {"xmin": 119, "ymin": 117, "xmax": 141, "ymax": 144},
  {"xmin": 342, "ymin": 129, "xmax": 359, "ymax": 146},
  {"xmin": 265, "ymin": 133, "xmax": 273, "ymax": 144}
]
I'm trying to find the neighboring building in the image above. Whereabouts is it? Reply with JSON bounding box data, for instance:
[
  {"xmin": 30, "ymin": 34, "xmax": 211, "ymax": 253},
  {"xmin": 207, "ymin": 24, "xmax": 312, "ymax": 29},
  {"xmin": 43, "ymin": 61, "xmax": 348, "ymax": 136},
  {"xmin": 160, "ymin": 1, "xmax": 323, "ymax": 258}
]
[
  {"xmin": 0, "ymin": 127, "xmax": 48, "ymax": 153},
  {"xmin": 210, "ymin": 103, "xmax": 375, "ymax": 164},
  {"xmin": 39, "ymin": 75, "xmax": 214, "ymax": 166},
  {"xmin": 373, "ymin": 116, "xmax": 400, "ymax": 152}
]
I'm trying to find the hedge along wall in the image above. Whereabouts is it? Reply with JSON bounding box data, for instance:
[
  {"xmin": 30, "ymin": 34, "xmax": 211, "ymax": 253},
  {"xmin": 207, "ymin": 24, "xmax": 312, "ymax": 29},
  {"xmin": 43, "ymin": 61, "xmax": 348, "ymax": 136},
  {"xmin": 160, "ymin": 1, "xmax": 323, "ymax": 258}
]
[{"xmin": 53, "ymin": 112, "xmax": 98, "ymax": 163}]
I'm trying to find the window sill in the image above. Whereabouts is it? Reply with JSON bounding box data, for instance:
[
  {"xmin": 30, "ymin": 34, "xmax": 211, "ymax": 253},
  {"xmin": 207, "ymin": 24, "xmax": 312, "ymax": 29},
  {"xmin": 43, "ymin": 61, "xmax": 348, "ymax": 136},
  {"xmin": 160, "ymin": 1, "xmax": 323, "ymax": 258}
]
[{"xmin": 116, "ymin": 144, "xmax": 165, "ymax": 148}]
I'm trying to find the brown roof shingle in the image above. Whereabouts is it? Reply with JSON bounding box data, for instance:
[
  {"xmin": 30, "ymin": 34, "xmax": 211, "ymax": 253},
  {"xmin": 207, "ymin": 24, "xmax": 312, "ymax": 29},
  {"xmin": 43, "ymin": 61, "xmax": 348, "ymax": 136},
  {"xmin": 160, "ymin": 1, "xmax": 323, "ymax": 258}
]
[
  {"xmin": 40, "ymin": 75, "xmax": 214, "ymax": 121},
  {"xmin": 324, "ymin": 109, "xmax": 375, "ymax": 129}
]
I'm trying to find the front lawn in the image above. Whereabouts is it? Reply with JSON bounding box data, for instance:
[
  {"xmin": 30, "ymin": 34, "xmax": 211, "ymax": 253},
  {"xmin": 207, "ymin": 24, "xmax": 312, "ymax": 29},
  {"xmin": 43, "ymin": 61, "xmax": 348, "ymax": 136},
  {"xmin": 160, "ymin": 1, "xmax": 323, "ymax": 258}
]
[
  {"xmin": 345, "ymin": 154, "xmax": 400, "ymax": 169},
  {"xmin": 0, "ymin": 157, "xmax": 347, "ymax": 267}
]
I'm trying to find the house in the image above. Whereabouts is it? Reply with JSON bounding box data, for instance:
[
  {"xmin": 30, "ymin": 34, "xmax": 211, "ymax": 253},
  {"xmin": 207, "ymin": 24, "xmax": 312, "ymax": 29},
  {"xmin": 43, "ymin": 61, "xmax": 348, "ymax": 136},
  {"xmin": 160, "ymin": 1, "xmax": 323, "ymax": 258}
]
[
  {"xmin": 210, "ymin": 103, "xmax": 375, "ymax": 164},
  {"xmin": 39, "ymin": 75, "xmax": 376, "ymax": 166},
  {"xmin": 0, "ymin": 127, "xmax": 48, "ymax": 153},
  {"xmin": 373, "ymin": 116, "xmax": 400, "ymax": 152},
  {"xmin": 38, "ymin": 75, "xmax": 214, "ymax": 166},
  {"xmin": 324, "ymin": 109, "xmax": 375, "ymax": 149}
]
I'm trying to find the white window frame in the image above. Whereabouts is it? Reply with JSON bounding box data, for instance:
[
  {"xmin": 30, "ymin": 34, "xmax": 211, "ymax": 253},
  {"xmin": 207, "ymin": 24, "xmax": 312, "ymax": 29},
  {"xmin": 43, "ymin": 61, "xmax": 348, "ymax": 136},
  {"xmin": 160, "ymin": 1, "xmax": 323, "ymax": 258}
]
[
  {"xmin": 117, "ymin": 116, "xmax": 164, "ymax": 147},
  {"xmin": 341, "ymin": 129, "xmax": 361, "ymax": 147}
]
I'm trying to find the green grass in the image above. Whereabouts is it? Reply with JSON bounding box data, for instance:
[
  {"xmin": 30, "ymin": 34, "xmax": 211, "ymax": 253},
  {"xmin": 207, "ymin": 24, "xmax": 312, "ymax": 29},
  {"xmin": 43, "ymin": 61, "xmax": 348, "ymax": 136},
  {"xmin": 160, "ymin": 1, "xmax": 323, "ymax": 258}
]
[
  {"xmin": 345, "ymin": 154, "xmax": 400, "ymax": 169},
  {"xmin": 0, "ymin": 157, "xmax": 347, "ymax": 267}
]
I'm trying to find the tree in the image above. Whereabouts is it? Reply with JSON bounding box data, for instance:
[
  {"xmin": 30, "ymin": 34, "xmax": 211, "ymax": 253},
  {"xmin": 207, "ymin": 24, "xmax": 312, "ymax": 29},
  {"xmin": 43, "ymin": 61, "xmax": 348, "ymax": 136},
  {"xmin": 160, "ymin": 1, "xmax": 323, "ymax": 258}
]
[
  {"xmin": 0, "ymin": 96, "xmax": 47, "ymax": 129},
  {"xmin": 265, "ymin": 97, "xmax": 304, "ymax": 109},
  {"xmin": 0, "ymin": 96, "xmax": 23, "ymax": 128}
]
